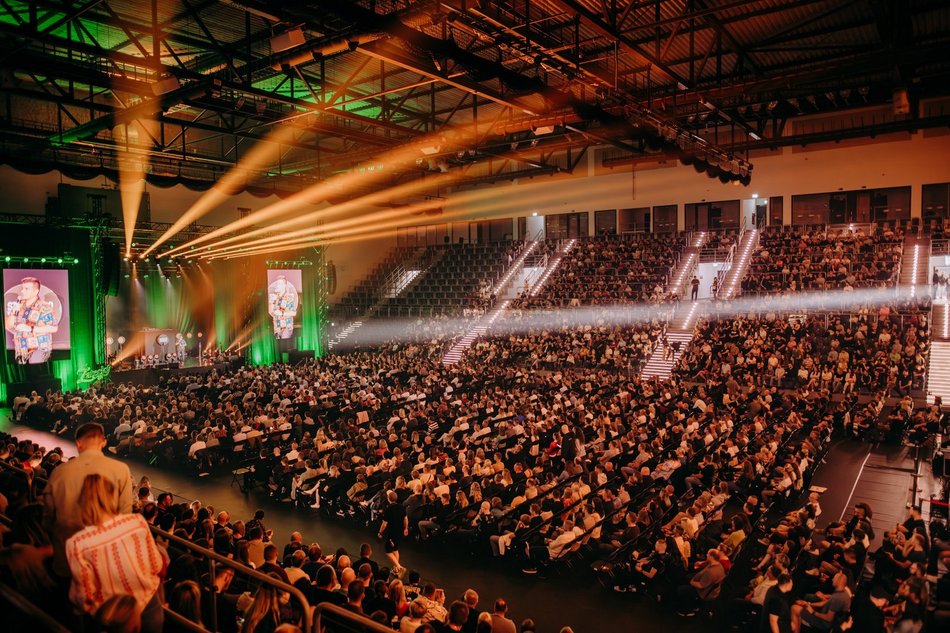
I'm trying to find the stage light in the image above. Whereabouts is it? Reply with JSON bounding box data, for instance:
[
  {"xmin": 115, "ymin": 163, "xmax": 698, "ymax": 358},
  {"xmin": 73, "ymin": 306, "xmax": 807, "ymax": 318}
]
[
  {"xmin": 3, "ymin": 256, "xmax": 9, "ymax": 262},
  {"xmin": 106, "ymin": 337, "xmax": 114, "ymax": 346},
  {"xmin": 124, "ymin": 256, "xmax": 129, "ymax": 262},
  {"xmin": 57, "ymin": 258, "xmax": 63, "ymax": 264},
  {"xmin": 40, "ymin": 257, "xmax": 46, "ymax": 263},
  {"xmin": 73, "ymin": 258, "xmax": 78, "ymax": 264},
  {"xmin": 117, "ymin": 336, "xmax": 126, "ymax": 345},
  {"xmin": 124, "ymin": 274, "xmax": 130, "ymax": 279}
]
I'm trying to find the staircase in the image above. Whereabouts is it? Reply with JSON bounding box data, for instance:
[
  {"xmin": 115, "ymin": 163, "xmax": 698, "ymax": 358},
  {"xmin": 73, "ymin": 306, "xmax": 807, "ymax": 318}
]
[
  {"xmin": 927, "ymin": 303, "xmax": 950, "ymax": 403},
  {"xmin": 529, "ymin": 239, "xmax": 577, "ymax": 297},
  {"xmin": 327, "ymin": 320, "xmax": 363, "ymax": 350},
  {"xmin": 441, "ymin": 301, "xmax": 510, "ymax": 366},
  {"xmin": 719, "ymin": 228, "xmax": 758, "ymax": 300},
  {"xmin": 899, "ymin": 235, "xmax": 930, "ymax": 295},
  {"xmin": 640, "ymin": 234, "xmax": 710, "ymax": 381},
  {"xmin": 666, "ymin": 232, "xmax": 706, "ymax": 299},
  {"xmin": 441, "ymin": 238, "xmax": 547, "ymax": 366},
  {"xmin": 639, "ymin": 330, "xmax": 695, "ymax": 381}
]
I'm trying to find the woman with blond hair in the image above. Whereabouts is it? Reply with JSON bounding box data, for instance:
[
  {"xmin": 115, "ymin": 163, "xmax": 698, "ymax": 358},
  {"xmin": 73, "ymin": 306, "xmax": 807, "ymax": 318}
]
[
  {"xmin": 241, "ymin": 580, "xmax": 282, "ymax": 633},
  {"xmin": 66, "ymin": 474, "xmax": 165, "ymax": 633},
  {"xmin": 389, "ymin": 578, "xmax": 410, "ymax": 618}
]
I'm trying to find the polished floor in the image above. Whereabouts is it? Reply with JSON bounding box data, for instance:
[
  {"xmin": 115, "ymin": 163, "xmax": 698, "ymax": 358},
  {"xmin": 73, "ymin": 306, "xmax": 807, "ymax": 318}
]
[{"xmin": 1, "ymin": 413, "xmax": 886, "ymax": 632}]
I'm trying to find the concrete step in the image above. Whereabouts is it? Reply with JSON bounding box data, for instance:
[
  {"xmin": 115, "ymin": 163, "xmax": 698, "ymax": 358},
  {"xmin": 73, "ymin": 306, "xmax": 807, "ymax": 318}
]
[
  {"xmin": 327, "ymin": 320, "xmax": 363, "ymax": 349},
  {"xmin": 640, "ymin": 332, "xmax": 695, "ymax": 380},
  {"xmin": 720, "ymin": 229, "xmax": 758, "ymax": 300},
  {"xmin": 927, "ymin": 339, "xmax": 950, "ymax": 402}
]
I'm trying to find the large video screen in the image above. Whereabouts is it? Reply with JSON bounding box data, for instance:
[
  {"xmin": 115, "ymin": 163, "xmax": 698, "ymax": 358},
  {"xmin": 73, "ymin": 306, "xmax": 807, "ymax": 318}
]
[
  {"xmin": 266, "ymin": 269, "xmax": 302, "ymax": 340},
  {"xmin": 3, "ymin": 269, "xmax": 70, "ymax": 364}
]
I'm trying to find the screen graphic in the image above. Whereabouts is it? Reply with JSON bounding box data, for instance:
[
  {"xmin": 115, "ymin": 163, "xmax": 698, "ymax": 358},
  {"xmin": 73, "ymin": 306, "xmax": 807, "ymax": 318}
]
[
  {"xmin": 4, "ymin": 268, "xmax": 70, "ymax": 364},
  {"xmin": 266, "ymin": 269, "xmax": 302, "ymax": 340}
]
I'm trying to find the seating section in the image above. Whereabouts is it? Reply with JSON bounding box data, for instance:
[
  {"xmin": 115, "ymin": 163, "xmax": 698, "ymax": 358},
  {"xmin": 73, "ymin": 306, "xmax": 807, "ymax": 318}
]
[
  {"xmin": 468, "ymin": 312, "xmax": 665, "ymax": 374},
  {"xmin": 676, "ymin": 300, "xmax": 930, "ymax": 395},
  {"xmin": 391, "ymin": 242, "xmax": 519, "ymax": 312},
  {"xmin": 3, "ymin": 217, "xmax": 946, "ymax": 633},
  {"xmin": 518, "ymin": 233, "xmax": 687, "ymax": 308},
  {"xmin": 742, "ymin": 226, "xmax": 903, "ymax": 295},
  {"xmin": 334, "ymin": 246, "xmax": 432, "ymax": 315}
]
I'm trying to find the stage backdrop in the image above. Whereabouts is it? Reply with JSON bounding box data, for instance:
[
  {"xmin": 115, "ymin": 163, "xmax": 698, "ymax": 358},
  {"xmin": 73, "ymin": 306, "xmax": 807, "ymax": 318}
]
[
  {"xmin": 0, "ymin": 224, "xmax": 101, "ymax": 400},
  {"xmin": 211, "ymin": 249, "xmax": 327, "ymax": 366}
]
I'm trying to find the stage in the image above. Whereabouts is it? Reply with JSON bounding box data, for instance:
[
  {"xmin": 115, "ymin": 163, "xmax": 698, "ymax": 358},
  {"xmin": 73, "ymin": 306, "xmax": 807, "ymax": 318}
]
[{"xmin": 110, "ymin": 355, "xmax": 244, "ymax": 387}]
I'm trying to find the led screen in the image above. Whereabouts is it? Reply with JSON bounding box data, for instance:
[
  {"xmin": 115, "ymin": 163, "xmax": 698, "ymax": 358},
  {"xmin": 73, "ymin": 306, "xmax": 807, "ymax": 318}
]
[
  {"xmin": 4, "ymin": 268, "xmax": 70, "ymax": 364},
  {"xmin": 267, "ymin": 269, "xmax": 302, "ymax": 340}
]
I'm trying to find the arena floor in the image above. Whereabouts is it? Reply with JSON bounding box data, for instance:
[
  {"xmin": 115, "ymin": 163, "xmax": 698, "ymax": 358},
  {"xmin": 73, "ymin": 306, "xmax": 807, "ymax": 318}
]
[{"xmin": 4, "ymin": 411, "xmax": 912, "ymax": 632}]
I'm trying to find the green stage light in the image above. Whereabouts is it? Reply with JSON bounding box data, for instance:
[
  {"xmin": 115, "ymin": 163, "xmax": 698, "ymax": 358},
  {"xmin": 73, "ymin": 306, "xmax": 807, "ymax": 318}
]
[
  {"xmin": 40, "ymin": 257, "xmax": 46, "ymax": 263},
  {"xmin": 124, "ymin": 274, "xmax": 130, "ymax": 279},
  {"xmin": 3, "ymin": 256, "xmax": 9, "ymax": 262},
  {"xmin": 73, "ymin": 258, "xmax": 79, "ymax": 264},
  {"xmin": 57, "ymin": 258, "xmax": 63, "ymax": 264},
  {"xmin": 23, "ymin": 257, "xmax": 28, "ymax": 262}
]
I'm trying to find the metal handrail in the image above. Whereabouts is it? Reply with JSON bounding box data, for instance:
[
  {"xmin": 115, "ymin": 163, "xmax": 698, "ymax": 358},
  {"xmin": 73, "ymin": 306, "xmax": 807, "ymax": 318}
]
[
  {"xmin": 0, "ymin": 458, "xmax": 312, "ymax": 633},
  {"xmin": 150, "ymin": 526, "xmax": 314, "ymax": 633},
  {"xmin": 314, "ymin": 602, "xmax": 397, "ymax": 633}
]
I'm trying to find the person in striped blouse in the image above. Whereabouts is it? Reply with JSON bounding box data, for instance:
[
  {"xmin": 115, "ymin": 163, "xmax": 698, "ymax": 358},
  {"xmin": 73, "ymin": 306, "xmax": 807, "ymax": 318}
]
[{"xmin": 65, "ymin": 473, "xmax": 167, "ymax": 632}]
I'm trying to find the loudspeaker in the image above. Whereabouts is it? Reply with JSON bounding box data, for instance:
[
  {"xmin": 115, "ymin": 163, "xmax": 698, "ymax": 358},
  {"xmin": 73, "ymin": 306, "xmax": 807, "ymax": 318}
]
[{"xmin": 102, "ymin": 239, "xmax": 120, "ymax": 296}]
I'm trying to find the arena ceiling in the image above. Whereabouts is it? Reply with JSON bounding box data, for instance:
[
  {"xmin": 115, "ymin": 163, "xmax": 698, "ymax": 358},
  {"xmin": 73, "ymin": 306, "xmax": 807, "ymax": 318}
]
[{"xmin": 0, "ymin": 0, "xmax": 948, "ymax": 199}]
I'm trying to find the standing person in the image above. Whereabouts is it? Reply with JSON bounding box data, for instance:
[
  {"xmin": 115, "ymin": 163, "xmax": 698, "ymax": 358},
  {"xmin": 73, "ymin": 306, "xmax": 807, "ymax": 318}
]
[
  {"xmin": 762, "ymin": 573, "xmax": 793, "ymax": 633},
  {"xmin": 42, "ymin": 422, "xmax": 134, "ymax": 577},
  {"xmin": 690, "ymin": 275, "xmax": 701, "ymax": 301},
  {"xmin": 379, "ymin": 490, "xmax": 408, "ymax": 574},
  {"xmin": 711, "ymin": 276, "xmax": 720, "ymax": 300},
  {"xmin": 65, "ymin": 474, "xmax": 165, "ymax": 633}
]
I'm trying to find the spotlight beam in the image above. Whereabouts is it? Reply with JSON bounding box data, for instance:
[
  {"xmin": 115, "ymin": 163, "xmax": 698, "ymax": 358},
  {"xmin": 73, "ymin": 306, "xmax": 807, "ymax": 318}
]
[
  {"xmin": 160, "ymin": 123, "xmax": 490, "ymax": 257},
  {"xmin": 323, "ymin": 287, "xmax": 920, "ymax": 350},
  {"xmin": 189, "ymin": 170, "xmax": 461, "ymax": 255},
  {"xmin": 143, "ymin": 125, "xmax": 300, "ymax": 257},
  {"xmin": 196, "ymin": 198, "xmax": 449, "ymax": 258}
]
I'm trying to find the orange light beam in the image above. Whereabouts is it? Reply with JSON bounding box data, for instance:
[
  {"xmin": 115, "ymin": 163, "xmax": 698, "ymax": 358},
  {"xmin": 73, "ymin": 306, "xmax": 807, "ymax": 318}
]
[
  {"xmin": 160, "ymin": 122, "xmax": 492, "ymax": 258},
  {"xmin": 197, "ymin": 198, "xmax": 447, "ymax": 258},
  {"xmin": 214, "ymin": 227, "xmax": 404, "ymax": 260},
  {"xmin": 143, "ymin": 125, "xmax": 300, "ymax": 257},
  {"xmin": 116, "ymin": 123, "xmax": 150, "ymax": 257},
  {"xmin": 189, "ymin": 170, "xmax": 461, "ymax": 255}
]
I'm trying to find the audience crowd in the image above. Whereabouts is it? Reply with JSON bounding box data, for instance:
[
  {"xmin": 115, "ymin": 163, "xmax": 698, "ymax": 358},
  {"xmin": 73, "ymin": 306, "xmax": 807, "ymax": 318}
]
[
  {"xmin": 1, "ymin": 223, "xmax": 947, "ymax": 633},
  {"xmin": 742, "ymin": 226, "xmax": 903, "ymax": 295},
  {"xmin": 516, "ymin": 233, "xmax": 687, "ymax": 309},
  {"xmin": 676, "ymin": 301, "xmax": 931, "ymax": 396}
]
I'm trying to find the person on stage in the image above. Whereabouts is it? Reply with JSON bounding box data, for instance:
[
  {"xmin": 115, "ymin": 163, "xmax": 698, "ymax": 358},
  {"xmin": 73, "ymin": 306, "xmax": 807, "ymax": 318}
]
[
  {"xmin": 267, "ymin": 275, "xmax": 299, "ymax": 339},
  {"xmin": 5, "ymin": 276, "xmax": 59, "ymax": 364},
  {"xmin": 176, "ymin": 333, "xmax": 187, "ymax": 363}
]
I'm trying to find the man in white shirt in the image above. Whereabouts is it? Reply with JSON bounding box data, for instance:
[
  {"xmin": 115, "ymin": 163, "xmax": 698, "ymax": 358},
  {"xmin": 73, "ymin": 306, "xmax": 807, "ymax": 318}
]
[{"xmin": 188, "ymin": 434, "xmax": 207, "ymax": 458}]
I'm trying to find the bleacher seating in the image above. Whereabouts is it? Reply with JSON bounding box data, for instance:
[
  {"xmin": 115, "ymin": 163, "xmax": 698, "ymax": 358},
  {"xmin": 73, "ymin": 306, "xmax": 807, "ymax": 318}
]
[
  {"xmin": 384, "ymin": 241, "xmax": 521, "ymax": 314},
  {"xmin": 517, "ymin": 233, "xmax": 688, "ymax": 308},
  {"xmin": 742, "ymin": 225, "xmax": 903, "ymax": 295}
]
